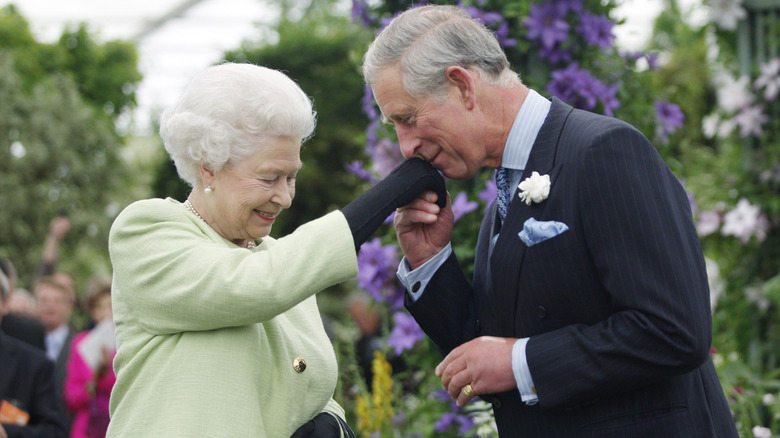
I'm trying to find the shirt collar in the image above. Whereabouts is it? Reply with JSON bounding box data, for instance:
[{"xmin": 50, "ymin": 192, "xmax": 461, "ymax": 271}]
[{"xmin": 501, "ymin": 89, "xmax": 552, "ymax": 171}]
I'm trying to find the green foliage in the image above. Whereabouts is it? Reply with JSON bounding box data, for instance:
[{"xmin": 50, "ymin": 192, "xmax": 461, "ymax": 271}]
[{"xmin": 0, "ymin": 6, "xmax": 141, "ymax": 295}]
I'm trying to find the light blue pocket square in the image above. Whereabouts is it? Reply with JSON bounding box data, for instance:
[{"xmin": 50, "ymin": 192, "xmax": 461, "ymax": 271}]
[{"xmin": 518, "ymin": 217, "xmax": 569, "ymax": 247}]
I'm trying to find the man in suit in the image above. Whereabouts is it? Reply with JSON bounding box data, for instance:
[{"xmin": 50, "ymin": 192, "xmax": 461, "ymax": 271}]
[
  {"xmin": 362, "ymin": 5, "xmax": 738, "ymax": 437},
  {"xmin": 31, "ymin": 277, "xmax": 74, "ymax": 431},
  {"xmin": 0, "ymin": 265, "xmax": 68, "ymax": 437}
]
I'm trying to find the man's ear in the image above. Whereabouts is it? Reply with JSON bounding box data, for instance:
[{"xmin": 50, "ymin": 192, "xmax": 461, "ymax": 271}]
[{"xmin": 445, "ymin": 66, "xmax": 477, "ymax": 110}]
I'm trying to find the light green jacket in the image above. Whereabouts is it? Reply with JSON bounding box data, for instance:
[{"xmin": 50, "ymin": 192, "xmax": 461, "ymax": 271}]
[{"xmin": 106, "ymin": 198, "xmax": 358, "ymax": 437}]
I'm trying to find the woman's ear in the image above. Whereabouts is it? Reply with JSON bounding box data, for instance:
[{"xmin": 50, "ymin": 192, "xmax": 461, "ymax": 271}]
[
  {"xmin": 445, "ymin": 66, "xmax": 476, "ymax": 110},
  {"xmin": 199, "ymin": 162, "xmax": 216, "ymax": 189}
]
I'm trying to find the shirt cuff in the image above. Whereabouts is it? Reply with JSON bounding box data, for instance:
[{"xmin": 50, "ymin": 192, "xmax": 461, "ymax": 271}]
[
  {"xmin": 396, "ymin": 243, "xmax": 452, "ymax": 302},
  {"xmin": 512, "ymin": 338, "xmax": 538, "ymax": 405}
]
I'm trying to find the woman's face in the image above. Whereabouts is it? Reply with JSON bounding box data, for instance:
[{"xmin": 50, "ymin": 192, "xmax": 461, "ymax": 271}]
[
  {"xmin": 90, "ymin": 292, "xmax": 113, "ymax": 324},
  {"xmin": 206, "ymin": 136, "xmax": 302, "ymax": 244}
]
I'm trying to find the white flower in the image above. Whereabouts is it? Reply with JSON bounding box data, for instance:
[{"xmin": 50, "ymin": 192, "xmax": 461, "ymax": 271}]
[
  {"xmin": 708, "ymin": 0, "xmax": 747, "ymax": 30},
  {"xmin": 702, "ymin": 113, "xmax": 720, "ymax": 139},
  {"xmin": 518, "ymin": 171, "xmax": 551, "ymax": 205},
  {"xmin": 705, "ymin": 257, "xmax": 725, "ymax": 313},
  {"xmin": 735, "ymin": 104, "xmax": 769, "ymax": 138},
  {"xmin": 763, "ymin": 393, "xmax": 776, "ymax": 406},
  {"xmin": 721, "ymin": 198, "xmax": 768, "ymax": 243},
  {"xmin": 717, "ymin": 74, "xmax": 753, "ymax": 113},
  {"xmin": 752, "ymin": 425, "xmax": 772, "ymax": 438},
  {"xmin": 754, "ymin": 58, "xmax": 780, "ymax": 101}
]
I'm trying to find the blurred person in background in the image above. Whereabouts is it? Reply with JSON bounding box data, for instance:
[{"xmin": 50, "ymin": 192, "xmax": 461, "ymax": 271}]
[
  {"xmin": 63, "ymin": 276, "xmax": 115, "ymax": 438},
  {"xmin": 33, "ymin": 277, "xmax": 75, "ymax": 430},
  {"xmin": 0, "ymin": 258, "xmax": 45, "ymax": 351},
  {"xmin": 0, "ymin": 265, "xmax": 68, "ymax": 438},
  {"xmin": 6, "ymin": 289, "xmax": 36, "ymax": 319},
  {"xmin": 106, "ymin": 62, "xmax": 445, "ymax": 437}
]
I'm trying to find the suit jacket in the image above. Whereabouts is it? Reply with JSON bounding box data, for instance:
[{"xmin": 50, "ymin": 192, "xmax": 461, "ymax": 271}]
[
  {"xmin": 106, "ymin": 198, "xmax": 358, "ymax": 437},
  {"xmin": 0, "ymin": 332, "xmax": 67, "ymax": 438},
  {"xmin": 1, "ymin": 314, "xmax": 46, "ymax": 351},
  {"xmin": 407, "ymin": 98, "xmax": 738, "ymax": 437}
]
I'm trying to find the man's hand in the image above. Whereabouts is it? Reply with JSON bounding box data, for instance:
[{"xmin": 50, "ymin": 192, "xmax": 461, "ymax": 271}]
[
  {"xmin": 394, "ymin": 191, "xmax": 454, "ymax": 269},
  {"xmin": 435, "ymin": 336, "xmax": 518, "ymax": 407}
]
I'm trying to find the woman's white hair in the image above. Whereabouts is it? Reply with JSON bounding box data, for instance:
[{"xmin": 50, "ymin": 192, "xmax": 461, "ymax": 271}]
[
  {"xmin": 362, "ymin": 5, "xmax": 519, "ymax": 102},
  {"xmin": 160, "ymin": 62, "xmax": 316, "ymax": 188}
]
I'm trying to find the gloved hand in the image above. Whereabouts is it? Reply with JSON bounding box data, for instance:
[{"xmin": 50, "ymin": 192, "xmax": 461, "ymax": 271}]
[
  {"xmin": 342, "ymin": 157, "xmax": 447, "ymax": 251},
  {"xmin": 290, "ymin": 412, "xmax": 355, "ymax": 438}
]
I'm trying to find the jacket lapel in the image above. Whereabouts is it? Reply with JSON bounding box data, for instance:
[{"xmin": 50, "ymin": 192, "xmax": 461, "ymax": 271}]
[{"xmin": 488, "ymin": 98, "xmax": 572, "ymax": 335}]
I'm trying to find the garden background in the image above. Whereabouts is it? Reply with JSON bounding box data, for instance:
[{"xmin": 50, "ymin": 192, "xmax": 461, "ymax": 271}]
[{"xmin": 0, "ymin": 0, "xmax": 778, "ymax": 436}]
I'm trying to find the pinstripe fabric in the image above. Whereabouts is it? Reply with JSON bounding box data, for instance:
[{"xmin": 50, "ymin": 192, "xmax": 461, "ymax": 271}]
[{"xmin": 406, "ymin": 98, "xmax": 738, "ymax": 437}]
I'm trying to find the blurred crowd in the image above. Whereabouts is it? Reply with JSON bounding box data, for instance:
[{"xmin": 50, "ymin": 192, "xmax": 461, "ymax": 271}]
[{"xmin": 1, "ymin": 215, "xmax": 116, "ymax": 438}]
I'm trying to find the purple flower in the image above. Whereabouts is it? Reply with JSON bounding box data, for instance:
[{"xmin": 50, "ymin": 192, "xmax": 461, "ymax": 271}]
[
  {"xmin": 387, "ymin": 311, "xmax": 425, "ymax": 355},
  {"xmin": 345, "ymin": 160, "xmax": 378, "ymax": 183},
  {"xmin": 655, "ymin": 101, "xmax": 685, "ymax": 142},
  {"xmin": 578, "ymin": 12, "xmax": 615, "ymax": 49},
  {"xmin": 558, "ymin": 0, "xmax": 584, "ymax": 14},
  {"xmin": 370, "ymin": 138, "xmax": 404, "ymax": 178},
  {"xmin": 600, "ymin": 84, "xmax": 621, "ymax": 117},
  {"xmin": 495, "ymin": 22, "xmax": 517, "ymax": 47},
  {"xmin": 357, "ymin": 239, "xmax": 404, "ymax": 307},
  {"xmin": 645, "ymin": 52, "xmax": 660, "ymax": 70},
  {"xmin": 478, "ymin": 178, "xmax": 497, "ymax": 206},
  {"xmin": 451, "ymin": 192, "xmax": 479, "ymax": 222},
  {"xmin": 435, "ymin": 412, "xmax": 459, "ymax": 433},
  {"xmin": 351, "ymin": 0, "xmax": 376, "ymax": 27},
  {"xmin": 523, "ymin": 2, "xmax": 570, "ymax": 50},
  {"xmin": 538, "ymin": 44, "xmax": 572, "ymax": 63},
  {"xmin": 465, "ymin": 6, "xmax": 503, "ymax": 26},
  {"xmin": 548, "ymin": 63, "xmax": 613, "ymax": 113}
]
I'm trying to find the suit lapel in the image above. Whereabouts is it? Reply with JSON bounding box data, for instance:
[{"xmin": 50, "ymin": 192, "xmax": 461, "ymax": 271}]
[{"xmin": 488, "ymin": 98, "xmax": 573, "ymax": 335}]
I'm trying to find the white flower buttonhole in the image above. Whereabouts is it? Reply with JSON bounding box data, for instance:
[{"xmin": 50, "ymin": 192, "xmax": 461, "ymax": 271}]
[{"xmin": 518, "ymin": 171, "xmax": 551, "ymax": 205}]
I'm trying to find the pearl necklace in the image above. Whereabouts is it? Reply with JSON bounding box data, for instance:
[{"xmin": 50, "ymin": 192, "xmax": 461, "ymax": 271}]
[{"xmin": 183, "ymin": 200, "xmax": 256, "ymax": 249}]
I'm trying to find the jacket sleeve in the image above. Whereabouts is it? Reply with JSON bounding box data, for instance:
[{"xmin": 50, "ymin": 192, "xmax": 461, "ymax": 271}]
[
  {"xmin": 5, "ymin": 357, "xmax": 67, "ymax": 438},
  {"xmin": 108, "ymin": 199, "xmax": 358, "ymax": 335}
]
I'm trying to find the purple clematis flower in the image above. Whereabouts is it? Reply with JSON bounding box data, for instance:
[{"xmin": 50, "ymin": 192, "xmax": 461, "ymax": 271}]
[
  {"xmin": 524, "ymin": 1, "xmax": 570, "ymax": 50},
  {"xmin": 655, "ymin": 101, "xmax": 685, "ymax": 142},
  {"xmin": 451, "ymin": 192, "xmax": 479, "ymax": 223},
  {"xmin": 578, "ymin": 12, "xmax": 616, "ymax": 49},
  {"xmin": 357, "ymin": 238, "xmax": 403, "ymax": 307},
  {"xmin": 345, "ymin": 160, "xmax": 378, "ymax": 183},
  {"xmin": 387, "ymin": 311, "xmax": 425, "ymax": 355}
]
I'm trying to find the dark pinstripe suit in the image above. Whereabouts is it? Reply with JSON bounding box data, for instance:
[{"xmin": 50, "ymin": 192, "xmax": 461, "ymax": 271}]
[{"xmin": 406, "ymin": 98, "xmax": 738, "ymax": 437}]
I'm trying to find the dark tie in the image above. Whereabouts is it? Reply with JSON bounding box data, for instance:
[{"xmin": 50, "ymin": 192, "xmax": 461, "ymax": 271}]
[{"xmin": 495, "ymin": 167, "xmax": 512, "ymax": 221}]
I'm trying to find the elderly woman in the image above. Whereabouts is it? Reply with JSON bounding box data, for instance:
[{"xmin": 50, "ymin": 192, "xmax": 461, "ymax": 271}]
[{"xmin": 106, "ymin": 63, "xmax": 445, "ymax": 437}]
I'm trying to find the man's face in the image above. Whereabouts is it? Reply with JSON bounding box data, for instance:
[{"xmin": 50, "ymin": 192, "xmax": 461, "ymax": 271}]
[
  {"xmin": 371, "ymin": 64, "xmax": 485, "ymax": 180},
  {"xmin": 35, "ymin": 283, "xmax": 72, "ymax": 332}
]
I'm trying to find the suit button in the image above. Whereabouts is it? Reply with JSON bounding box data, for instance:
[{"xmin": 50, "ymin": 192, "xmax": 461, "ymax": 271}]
[
  {"xmin": 536, "ymin": 306, "xmax": 547, "ymax": 319},
  {"xmin": 293, "ymin": 357, "xmax": 307, "ymax": 373},
  {"xmin": 475, "ymin": 319, "xmax": 481, "ymax": 333},
  {"xmin": 492, "ymin": 396, "xmax": 502, "ymax": 409},
  {"xmin": 411, "ymin": 281, "xmax": 421, "ymax": 292}
]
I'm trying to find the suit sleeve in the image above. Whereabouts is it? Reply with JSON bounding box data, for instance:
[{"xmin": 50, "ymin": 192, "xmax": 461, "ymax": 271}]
[
  {"xmin": 526, "ymin": 125, "xmax": 712, "ymax": 409},
  {"xmin": 405, "ymin": 252, "xmax": 479, "ymax": 356}
]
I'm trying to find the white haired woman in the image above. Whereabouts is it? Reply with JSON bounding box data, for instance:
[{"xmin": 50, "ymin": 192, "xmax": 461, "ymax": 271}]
[{"xmin": 106, "ymin": 63, "xmax": 445, "ymax": 437}]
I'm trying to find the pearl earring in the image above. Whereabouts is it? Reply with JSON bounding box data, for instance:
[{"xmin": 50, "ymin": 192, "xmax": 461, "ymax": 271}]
[{"xmin": 204, "ymin": 186, "xmax": 212, "ymax": 194}]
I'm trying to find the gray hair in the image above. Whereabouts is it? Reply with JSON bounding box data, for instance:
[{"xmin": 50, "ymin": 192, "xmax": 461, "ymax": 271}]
[
  {"xmin": 160, "ymin": 63, "xmax": 316, "ymax": 188},
  {"xmin": 362, "ymin": 5, "xmax": 518, "ymax": 101},
  {"xmin": 0, "ymin": 269, "xmax": 8, "ymax": 300}
]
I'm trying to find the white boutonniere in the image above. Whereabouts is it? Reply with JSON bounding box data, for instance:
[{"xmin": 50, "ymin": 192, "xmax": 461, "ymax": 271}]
[{"xmin": 518, "ymin": 171, "xmax": 550, "ymax": 205}]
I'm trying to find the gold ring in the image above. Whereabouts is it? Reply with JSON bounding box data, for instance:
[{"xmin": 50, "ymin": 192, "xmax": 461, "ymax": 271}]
[{"xmin": 463, "ymin": 384, "xmax": 475, "ymax": 397}]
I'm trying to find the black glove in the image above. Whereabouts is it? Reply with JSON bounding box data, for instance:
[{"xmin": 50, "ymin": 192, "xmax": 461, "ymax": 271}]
[
  {"xmin": 341, "ymin": 157, "xmax": 447, "ymax": 251},
  {"xmin": 290, "ymin": 412, "xmax": 356, "ymax": 438}
]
